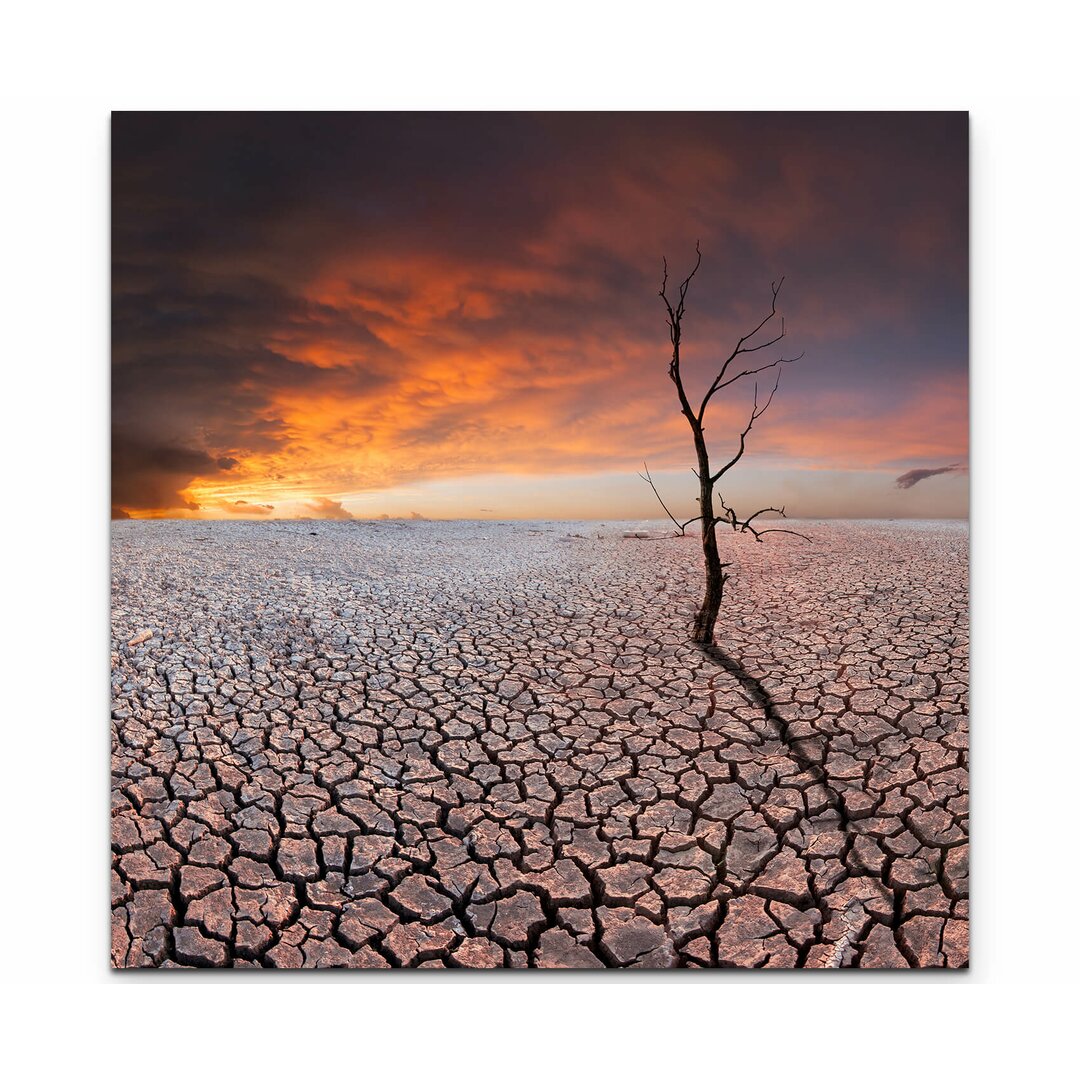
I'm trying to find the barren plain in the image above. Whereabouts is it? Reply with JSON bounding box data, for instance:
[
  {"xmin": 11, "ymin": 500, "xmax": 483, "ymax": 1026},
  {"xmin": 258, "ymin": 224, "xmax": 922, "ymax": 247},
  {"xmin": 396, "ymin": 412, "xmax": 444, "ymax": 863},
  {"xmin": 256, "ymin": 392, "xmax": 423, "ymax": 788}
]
[{"xmin": 111, "ymin": 519, "xmax": 968, "ymax": 969}]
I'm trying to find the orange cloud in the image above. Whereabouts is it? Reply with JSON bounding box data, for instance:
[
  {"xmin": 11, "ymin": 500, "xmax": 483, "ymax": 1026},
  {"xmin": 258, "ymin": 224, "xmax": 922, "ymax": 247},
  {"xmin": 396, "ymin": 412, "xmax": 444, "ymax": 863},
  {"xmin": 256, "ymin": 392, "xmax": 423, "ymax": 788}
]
[{"xmin": 302, "ymin": 497, "xmax": 353, "ymax": 520}]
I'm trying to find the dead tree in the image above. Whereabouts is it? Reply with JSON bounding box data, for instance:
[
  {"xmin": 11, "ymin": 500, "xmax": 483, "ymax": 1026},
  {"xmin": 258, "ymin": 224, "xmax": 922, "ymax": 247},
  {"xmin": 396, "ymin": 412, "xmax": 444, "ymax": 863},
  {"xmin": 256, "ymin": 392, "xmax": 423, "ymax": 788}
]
[{"xmin": 653, "ymin": 243, "xmax": 808, "ymax": 645}]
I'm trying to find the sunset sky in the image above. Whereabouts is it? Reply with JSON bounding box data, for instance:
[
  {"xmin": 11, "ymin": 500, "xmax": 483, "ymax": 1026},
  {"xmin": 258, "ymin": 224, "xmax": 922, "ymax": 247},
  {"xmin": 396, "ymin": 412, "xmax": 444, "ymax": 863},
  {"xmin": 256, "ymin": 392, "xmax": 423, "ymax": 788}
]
[{"xmin": 112, "ymin": 112, "xmax": 968, "ymax": 521}]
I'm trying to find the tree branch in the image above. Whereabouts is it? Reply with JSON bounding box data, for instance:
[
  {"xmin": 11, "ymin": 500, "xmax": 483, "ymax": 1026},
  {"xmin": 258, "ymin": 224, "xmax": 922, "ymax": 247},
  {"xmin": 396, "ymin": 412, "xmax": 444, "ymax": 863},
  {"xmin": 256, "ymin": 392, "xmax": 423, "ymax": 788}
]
[
  {"xmin": 710, "ymin": 369, "xmax": 784, "ymax": 484},
  {"xmin": 740, "ymin": 505, "xmax": 786, "ymax": 530},
  {"xmin": 638, "ymin": 461, "xmax": 700, "ymax": 536},
  {"xmin": 716, "ymin": 491, "xmax": 739, "ymax": 532},
  {"xmin": 660, "ymin": 243, "xmax": 703, "ymax": 424},
  {"xmin": 709, "ymin": 349, "xmax": 803, "ymax": 399},
  {"xmin": 697, "ymin": 278, "xmax": 798, "ymax": 422},
  {"xmin": 707, "ymin": 500, "xmax": 812, "ymax": 543}
]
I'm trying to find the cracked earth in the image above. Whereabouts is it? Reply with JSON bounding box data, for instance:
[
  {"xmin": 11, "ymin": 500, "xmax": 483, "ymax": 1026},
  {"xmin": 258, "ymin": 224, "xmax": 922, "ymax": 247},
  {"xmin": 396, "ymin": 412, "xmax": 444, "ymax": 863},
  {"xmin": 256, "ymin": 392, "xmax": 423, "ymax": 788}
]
[{"xmin": 111, "ymin": 519, "xmax": 968, "ymax": 970}]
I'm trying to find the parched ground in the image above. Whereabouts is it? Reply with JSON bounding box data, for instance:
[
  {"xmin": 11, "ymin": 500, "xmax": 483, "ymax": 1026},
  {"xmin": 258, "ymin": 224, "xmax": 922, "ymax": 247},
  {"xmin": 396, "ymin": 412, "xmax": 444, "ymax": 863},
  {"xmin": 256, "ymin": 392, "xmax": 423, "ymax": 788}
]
[{"xmin": 111, "ymin": 519, "xmax": 968, "ymax": 970}]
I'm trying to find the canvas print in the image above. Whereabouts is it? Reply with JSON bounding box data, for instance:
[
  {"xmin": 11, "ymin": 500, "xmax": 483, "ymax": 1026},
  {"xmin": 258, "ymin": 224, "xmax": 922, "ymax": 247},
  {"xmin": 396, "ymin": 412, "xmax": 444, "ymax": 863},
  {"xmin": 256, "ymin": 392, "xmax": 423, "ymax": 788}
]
[{"xmin": 111, "ymin": 112, "xmax": 968, "ymax": 969}]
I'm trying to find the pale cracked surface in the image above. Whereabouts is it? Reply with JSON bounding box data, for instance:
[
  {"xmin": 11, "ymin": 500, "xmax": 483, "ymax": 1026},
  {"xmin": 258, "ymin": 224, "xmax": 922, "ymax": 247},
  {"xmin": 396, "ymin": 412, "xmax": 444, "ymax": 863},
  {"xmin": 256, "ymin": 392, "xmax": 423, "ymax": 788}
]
[{"xmin": 111, "ymin": 519, "xmax": 968, "ymax": 970}]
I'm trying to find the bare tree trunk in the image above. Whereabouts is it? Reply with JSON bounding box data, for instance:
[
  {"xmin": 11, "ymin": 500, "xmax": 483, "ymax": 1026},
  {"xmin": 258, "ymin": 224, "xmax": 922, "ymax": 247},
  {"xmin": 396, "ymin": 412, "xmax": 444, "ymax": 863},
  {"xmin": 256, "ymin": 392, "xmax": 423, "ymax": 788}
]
[
  {"xmin": 693, "ymin": 466, "xmax": 724, "ymax": 644},
  {"xmin": 688, "ymin": 421, "xmax": 729, "ymax": 644}
]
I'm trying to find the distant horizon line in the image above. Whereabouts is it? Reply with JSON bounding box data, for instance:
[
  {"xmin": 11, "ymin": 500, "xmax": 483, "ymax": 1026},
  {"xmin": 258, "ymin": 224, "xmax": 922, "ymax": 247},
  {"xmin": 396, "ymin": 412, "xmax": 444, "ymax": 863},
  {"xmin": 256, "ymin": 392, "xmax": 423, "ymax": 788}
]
[{"xmin": 112, "ymin": 514, "xmax": 969, "ymax": 523}]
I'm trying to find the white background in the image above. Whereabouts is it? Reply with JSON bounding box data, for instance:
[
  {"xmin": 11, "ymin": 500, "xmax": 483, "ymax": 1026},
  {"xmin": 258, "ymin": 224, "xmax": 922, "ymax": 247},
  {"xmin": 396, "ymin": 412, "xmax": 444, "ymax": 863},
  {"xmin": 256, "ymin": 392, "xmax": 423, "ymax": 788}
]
[{"xmin": 2, "ymin": 0, "xmax": 1077, "ymax": 1073}]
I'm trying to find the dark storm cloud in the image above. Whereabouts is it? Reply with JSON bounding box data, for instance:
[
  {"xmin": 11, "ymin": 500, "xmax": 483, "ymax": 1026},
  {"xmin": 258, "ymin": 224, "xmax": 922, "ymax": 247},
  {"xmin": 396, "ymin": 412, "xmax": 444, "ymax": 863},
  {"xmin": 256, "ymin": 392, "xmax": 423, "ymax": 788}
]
[
  {"xmin": 110, "ymin": 435, "xmax": 240, "ymax": 511},
  {"xmin": 895, "ymin": 465, "xmax": 963, "ymax": 489},
  {"xmin": 111, "ymin": 330, "xmax": 392, "ymax": 509}
]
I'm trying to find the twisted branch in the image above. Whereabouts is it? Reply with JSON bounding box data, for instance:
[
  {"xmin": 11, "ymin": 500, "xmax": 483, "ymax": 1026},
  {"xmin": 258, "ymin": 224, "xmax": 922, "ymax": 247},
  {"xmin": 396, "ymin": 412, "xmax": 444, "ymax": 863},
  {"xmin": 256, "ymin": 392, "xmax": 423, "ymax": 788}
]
[{"xmin": 637, "ymin": 462, "xmax": 700, "ymax": 537}]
